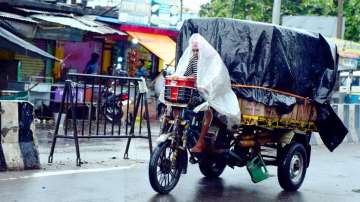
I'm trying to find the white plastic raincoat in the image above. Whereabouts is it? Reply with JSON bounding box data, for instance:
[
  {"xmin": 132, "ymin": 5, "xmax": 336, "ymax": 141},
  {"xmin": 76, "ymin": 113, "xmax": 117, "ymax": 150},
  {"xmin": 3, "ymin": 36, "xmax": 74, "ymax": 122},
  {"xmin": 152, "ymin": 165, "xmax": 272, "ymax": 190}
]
[{"xmin": 174, "ymin": 33, "xmax": 241, "ymax": 125}]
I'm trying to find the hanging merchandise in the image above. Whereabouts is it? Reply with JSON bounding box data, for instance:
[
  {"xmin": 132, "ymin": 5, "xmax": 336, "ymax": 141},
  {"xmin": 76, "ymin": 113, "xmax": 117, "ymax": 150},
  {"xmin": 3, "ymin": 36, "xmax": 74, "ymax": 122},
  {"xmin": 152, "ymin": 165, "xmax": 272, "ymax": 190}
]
[{"xmin": 127, "ymin": 49, "xmax": 139, "ymax": 77}]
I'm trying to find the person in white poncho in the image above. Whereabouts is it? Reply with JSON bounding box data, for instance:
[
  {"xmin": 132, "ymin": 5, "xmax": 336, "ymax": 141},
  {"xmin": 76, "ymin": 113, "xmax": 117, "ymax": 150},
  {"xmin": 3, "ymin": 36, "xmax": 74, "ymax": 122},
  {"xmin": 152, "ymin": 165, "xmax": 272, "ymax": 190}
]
[{"xmin": 173, "ymin": 33, "xmax": 241, "ymax": 153}]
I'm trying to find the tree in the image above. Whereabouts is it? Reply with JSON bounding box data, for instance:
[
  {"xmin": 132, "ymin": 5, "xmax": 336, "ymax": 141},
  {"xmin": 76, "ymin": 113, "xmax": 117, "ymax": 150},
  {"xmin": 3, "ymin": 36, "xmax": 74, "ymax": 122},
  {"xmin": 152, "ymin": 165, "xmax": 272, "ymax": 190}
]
[
  {"xmin": 343, "ymin": 0, "xmax": 360, "ymax": 42},
  {"xmin": 200, "ymin": 0, "xmax": 360, "ymax": 42},
  {"xmin": 200, "ymin": 0, "xmax": 273, "ymax": 21}
]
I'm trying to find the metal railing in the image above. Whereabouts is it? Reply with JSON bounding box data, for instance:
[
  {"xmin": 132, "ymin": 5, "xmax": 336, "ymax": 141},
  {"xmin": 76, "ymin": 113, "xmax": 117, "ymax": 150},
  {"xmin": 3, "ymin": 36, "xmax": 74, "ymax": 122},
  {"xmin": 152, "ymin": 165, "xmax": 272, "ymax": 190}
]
[{"xmin": 48, "ymin": 73, "xmax": 152, "ymax": 166}]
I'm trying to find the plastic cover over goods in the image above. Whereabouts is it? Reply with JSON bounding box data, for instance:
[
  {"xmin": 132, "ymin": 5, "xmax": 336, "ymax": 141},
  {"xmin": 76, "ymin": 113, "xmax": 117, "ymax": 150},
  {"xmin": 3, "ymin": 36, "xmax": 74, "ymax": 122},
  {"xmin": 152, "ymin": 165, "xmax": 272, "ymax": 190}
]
[{"xmin": 175, "ymin": 18, "xmax": 347, "ymax": 151}]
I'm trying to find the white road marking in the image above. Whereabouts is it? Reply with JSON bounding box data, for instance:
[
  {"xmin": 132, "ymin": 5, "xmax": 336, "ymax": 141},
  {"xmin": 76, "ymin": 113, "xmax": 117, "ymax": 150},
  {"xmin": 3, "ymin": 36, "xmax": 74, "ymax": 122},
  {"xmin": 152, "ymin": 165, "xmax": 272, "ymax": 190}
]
[{"xmin": 0, "ymin": 165, "xmax": 136, "ymax": 181}]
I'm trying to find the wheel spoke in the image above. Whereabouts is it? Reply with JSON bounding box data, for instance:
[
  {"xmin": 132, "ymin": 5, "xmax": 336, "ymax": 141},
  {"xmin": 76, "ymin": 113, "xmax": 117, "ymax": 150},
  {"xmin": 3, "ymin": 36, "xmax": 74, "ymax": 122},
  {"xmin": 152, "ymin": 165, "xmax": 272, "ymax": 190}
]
[
  {"xmin": 157, "ymin": 150, "xmax": 166, "ymax": 166},
  {"xmin": 167, "ymin": 173, "xmax": 170, "ymax": 186},
  {"xmin": 157, "ymin": 170, "xmax": 163, "ymax": 177},
  {"xmin": 163, "ymin": 175, "xmax": 168, "ymax": 187},
  {"xmin": 164, "ymin": 174, "xmax": 168, "ymax": 186},
  {"xmin": 169, "ymin": 171, "xmax": 175, "ymax": 184},
  {"xmin": 159, "ymin": 174, "xmax": 165, "ymax": 186},
  {"xmin": 167, "ymin": 148, "xmax": 173, "ymax": 159},
  {"xmin": 170, "ymin": 170, "xmax": 176, "ymax": 179}
]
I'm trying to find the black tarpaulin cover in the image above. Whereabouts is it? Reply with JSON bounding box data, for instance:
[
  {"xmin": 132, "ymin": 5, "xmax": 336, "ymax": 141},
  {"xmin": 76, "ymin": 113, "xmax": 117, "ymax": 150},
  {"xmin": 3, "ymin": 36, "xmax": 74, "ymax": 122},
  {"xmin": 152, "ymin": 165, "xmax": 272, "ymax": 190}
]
[{"xmin": 176, "ymin": 18, "xmax": 347, "ymax": 151}]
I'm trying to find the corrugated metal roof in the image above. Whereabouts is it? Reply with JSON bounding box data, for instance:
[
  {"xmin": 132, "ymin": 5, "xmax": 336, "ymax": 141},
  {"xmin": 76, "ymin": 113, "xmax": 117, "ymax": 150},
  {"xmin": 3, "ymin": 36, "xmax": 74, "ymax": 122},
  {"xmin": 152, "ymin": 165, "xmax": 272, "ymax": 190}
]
[
  {"xmin": 0, "ymin": 11, "xmax": 38, "ymax": 24},
  {"xmin": 0, "ymin": 26, "xmax": 58, "ymax": 61},
  {"xmin": 95, "ymin": 16, "xmax": 121, "ymax": 25},
  {"xmin": 31, "ymin": 14, "xmax": 126, "ymax": 35},
  {"xmin": 77, "ymin": 15, "xmax": 126, "ymax": 36},
  {"xmin": 15, "ymin": 7, "xmax": 70, "ymax": 17}
]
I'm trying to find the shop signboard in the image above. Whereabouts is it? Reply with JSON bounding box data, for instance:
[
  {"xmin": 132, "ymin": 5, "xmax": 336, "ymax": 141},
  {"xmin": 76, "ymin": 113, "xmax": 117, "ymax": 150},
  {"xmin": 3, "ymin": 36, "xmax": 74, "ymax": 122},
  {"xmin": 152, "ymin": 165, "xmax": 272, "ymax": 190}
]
[
  {"xmin": 338, "ymin": 56, "xmax": 359, "ymax": 71},
  {"xmin": 150, "ymin": 0, "xmax": 179, "ymax": 28},
  {"xmin": 333, "ymin": 39, "xmax": 360, "ymax": 71},
  {"xmin": 118, "ymin": 0, "xmax": 151, "ymax": 25}
]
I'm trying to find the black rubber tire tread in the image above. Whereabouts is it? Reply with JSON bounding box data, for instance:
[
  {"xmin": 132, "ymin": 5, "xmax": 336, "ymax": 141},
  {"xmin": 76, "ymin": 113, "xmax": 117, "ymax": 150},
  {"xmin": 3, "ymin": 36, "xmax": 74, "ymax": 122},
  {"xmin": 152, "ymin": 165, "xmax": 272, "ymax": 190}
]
[
  {"xmin": 199, "ymin": 160, "xmax": 226, "ymax": 178},
  {"xmin": 277, "ymin": 142, "xmax": 308, "ymax": 191}
]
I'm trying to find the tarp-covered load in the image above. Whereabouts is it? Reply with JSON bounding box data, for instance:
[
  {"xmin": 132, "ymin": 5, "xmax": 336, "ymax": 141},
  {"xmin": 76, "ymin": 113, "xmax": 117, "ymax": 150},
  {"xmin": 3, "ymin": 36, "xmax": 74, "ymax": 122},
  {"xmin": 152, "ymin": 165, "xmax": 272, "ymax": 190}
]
[{"xmin": 176, "ymin": 18, "xmax": 347, "ymax": 151}]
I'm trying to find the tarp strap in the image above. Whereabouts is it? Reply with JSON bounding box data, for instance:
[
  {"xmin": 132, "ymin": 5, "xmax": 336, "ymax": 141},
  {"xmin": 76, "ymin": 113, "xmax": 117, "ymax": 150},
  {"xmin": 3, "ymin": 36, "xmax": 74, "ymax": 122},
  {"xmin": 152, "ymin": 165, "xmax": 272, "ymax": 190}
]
[{"xmin": 232, "ymin": 84, "xmax": 309, "ymax": 100}]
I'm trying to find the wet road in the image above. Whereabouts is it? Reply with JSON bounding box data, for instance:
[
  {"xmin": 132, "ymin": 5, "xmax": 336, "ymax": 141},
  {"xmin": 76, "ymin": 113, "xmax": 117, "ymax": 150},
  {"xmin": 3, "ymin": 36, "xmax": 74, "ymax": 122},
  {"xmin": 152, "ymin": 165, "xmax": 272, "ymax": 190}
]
[{"xmin": 1, "ymin": 144, "xmax": 360, "ymax": 202}]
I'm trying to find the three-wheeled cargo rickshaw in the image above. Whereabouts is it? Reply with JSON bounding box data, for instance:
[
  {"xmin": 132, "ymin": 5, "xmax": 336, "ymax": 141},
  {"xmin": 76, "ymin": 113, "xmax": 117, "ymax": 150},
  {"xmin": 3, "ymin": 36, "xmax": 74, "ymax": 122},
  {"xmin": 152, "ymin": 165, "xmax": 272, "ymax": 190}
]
[{"xmin": 148, "ymin": 18, "xmax": 348, "ymax": 194}]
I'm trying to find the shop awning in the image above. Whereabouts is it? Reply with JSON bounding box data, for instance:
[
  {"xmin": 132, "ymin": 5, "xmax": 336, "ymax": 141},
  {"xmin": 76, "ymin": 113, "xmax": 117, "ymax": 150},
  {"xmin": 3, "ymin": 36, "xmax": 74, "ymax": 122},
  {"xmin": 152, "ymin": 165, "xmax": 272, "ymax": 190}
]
[
  {"xmin": 0, "ymin": 26, "xmax": 58, "ymax": 61},
  {"xmin": 0, "ymin": 11, "xmax": 38, "ymax": 24},
  {"xmin": 31, "ymin": 14, "xmax": 126, "ymax": 36},
  {"xmin": 127, "ymin": 31, "xmax": 176, "ymax": 66}
]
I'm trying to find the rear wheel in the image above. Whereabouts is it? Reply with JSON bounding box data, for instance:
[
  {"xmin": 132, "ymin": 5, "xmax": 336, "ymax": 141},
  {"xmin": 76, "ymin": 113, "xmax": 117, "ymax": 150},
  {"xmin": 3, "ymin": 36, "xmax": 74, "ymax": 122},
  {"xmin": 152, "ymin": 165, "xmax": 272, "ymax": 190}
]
[
  {"xmin": 278, "ymin": 143, "xmax": 307, "ymax": 191},
  {"xmin": 149, "ymin": 141, "xmax": 182, "ymax": 194},
  {"xmin": 199, "ymin": 159, "xmax": 226, "ymax": 178}
]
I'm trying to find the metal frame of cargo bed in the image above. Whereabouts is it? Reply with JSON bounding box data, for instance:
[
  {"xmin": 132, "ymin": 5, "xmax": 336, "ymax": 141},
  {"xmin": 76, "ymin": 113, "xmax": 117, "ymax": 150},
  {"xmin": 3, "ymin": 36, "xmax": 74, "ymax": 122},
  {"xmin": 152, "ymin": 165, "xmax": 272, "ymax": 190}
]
[
  {"xmin": 241, "ymin": 114, "xmax": 317, "ymax": 132},
  {"xmin": 233, "ymin": 85, "xmax": 317, "ymax": 133}
]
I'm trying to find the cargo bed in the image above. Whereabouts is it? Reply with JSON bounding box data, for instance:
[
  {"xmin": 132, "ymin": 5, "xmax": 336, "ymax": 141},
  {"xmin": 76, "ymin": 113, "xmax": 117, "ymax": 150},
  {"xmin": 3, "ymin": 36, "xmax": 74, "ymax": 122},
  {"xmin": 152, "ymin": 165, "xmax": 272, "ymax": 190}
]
[{"xmin": 239, "ymin": 98, "xmax": 317, "ymax": 132}]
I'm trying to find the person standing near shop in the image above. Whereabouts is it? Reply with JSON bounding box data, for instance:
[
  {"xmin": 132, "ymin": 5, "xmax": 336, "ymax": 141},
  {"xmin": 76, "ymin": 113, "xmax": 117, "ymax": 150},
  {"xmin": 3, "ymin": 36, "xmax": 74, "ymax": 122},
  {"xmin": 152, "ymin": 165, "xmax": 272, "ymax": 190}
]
[
  {"xmin": 135, "ymin": 59, "xmax": 149, "ymax": 78},
  {"xmin": 84, "ymin": 53, "xmax": 100, "ymax": 74},
  {"xmin": 152, "ymin": 69, "xmax": 167, "ymax": 119}
]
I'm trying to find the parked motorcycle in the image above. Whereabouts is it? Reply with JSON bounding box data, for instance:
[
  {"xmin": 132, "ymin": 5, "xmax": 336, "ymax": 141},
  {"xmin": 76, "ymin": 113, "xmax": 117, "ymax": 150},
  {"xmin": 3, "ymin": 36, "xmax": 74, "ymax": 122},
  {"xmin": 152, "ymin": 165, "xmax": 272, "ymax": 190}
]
[
  {"xmin": 102, "ymin": 81, "xmax": 132, "ymax": 125},
  {"xmin": 102, "ymin": 91, "xmax": 127, "ymax": 122}
]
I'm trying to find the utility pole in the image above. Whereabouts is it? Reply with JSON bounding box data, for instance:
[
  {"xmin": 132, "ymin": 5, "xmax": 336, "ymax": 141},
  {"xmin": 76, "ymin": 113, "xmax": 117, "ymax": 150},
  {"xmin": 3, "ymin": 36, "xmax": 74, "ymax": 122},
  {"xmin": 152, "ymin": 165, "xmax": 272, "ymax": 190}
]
[
  {"xmin": 180, "ymin": 0, "xmax": 183, "ymax": 21},
  {"xmin": 272, "ymin": 0, "xmax": 281, "ymax": 25},
  {"xmin": 337, "ymin": 0, "xmax": 344, "ymax": 38}
]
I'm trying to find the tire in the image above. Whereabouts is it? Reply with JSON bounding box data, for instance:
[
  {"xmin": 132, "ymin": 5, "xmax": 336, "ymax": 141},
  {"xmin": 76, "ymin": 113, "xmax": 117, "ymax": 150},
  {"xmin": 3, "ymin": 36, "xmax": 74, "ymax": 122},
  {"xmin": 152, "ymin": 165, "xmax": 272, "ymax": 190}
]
[
  {"xmin": 103, "ymin": 104, "xmax": 123, "ymax": 124},
  {"xmin": 278, "ymin": 143, "xmax": 308, "ymax": 191},
  {"xmin": 149, "ymin": 141, "xmax": 182, "ymax": 194},
  {"xmin": 199, "ymin": 159, "xmax": 226, "ymax": 178}
]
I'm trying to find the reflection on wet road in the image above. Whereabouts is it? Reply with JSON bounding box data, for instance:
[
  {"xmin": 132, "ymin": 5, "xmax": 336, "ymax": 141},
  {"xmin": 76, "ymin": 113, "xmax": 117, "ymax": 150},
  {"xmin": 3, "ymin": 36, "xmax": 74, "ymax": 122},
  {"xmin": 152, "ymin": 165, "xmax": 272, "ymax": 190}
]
[{"xmin": 1, "ymin": 145, "xmax": 360, "ymax": 202}]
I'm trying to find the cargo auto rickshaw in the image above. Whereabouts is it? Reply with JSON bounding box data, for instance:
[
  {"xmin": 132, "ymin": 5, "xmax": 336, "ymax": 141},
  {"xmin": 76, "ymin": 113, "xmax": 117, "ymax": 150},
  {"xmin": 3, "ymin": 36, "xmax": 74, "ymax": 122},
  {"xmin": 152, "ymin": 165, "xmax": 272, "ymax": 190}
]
[{"xmin": 148, "ymin": 18, "xmax": 348, "ymax": 194}]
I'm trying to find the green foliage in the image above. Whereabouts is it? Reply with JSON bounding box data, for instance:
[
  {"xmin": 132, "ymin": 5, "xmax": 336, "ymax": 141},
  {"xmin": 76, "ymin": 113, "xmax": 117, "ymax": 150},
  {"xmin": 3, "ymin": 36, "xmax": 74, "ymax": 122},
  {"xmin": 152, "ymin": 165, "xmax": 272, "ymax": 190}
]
[
  {"xmin": 200, "ymin": 0, "xmax": 360, "ymax": 42},
  {"xmin": 344, "ymin": 0, "xmax": 360, "ymax": 42},
  {"xmin": 199, "ymin": 0, "xmax": 273, "ymax": 21}
]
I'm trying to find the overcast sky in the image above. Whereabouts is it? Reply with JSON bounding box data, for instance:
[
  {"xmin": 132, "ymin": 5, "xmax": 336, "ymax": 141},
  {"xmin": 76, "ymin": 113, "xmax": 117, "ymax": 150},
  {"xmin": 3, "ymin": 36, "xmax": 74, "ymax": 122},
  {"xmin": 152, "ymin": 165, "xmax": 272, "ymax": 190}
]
[
  {"xmin": 183, "ymin": 0, "xmax": 209, "ymax": 10},
  {"xmin": 87, "ymin": 0, "xmax": 210, "ymax": 12}
]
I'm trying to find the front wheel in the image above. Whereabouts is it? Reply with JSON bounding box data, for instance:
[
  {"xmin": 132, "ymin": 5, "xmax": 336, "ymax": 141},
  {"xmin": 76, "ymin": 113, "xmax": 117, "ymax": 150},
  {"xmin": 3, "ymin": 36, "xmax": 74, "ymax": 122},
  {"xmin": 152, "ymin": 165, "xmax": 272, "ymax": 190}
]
[
  {"xmin": 278, "ymin": 143, "xmax": 308, "ymax": 191},
  {"xmin": 149, "ymin": 141, "xmax": 182, "ymax": 194}
]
